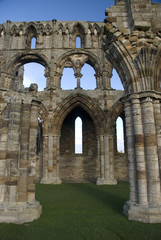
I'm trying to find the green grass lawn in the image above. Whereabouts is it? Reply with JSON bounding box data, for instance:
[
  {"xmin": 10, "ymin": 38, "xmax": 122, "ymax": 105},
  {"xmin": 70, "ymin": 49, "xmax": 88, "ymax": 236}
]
[{"xmin": 0, "ymin": 182, "xmax": 161, "ymax": 240}]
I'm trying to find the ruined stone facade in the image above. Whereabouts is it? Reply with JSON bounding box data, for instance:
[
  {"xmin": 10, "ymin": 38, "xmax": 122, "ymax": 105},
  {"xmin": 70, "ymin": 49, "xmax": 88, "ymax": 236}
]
[{"xmin": 0, "ymin": 0, "xmax": 161, "ymax": 223}]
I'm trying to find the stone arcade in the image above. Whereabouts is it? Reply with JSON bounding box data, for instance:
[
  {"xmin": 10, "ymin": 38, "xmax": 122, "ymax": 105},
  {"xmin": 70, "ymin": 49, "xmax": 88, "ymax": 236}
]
[{"xmin": 0, "ymin": 0, "xmax": 161, "ymax": 223}]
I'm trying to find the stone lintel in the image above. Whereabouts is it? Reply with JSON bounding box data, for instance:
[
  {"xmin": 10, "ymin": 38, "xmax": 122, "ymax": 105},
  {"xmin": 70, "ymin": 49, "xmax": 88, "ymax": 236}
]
[
  {"xmin": 123, "ymin": 201, "xmax": 161, "ymax": 223},
  {"xmin": 0, "ymin": 201, "xmax": 42, "ymax": 224}
]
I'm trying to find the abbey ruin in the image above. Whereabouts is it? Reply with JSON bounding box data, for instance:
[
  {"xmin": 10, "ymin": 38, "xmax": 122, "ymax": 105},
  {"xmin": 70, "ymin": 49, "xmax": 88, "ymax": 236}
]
[{"xmin": 0, "ymin": 0, "xmax": 161, "ymax": 223}]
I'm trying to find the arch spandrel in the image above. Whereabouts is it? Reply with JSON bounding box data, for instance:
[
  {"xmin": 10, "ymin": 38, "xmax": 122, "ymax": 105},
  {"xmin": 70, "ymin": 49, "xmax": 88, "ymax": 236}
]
[{"xmin": 52, "ymin": 93, "xmax": 106, "ymax": 136}]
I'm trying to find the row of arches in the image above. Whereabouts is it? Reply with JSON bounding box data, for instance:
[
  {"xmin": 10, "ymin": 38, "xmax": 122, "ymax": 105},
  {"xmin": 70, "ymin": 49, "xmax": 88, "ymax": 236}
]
[
  {"xmin": 3, "ymin": 22, "xmax": 103, "ymax": 50},
  {"xmin": 6, "ymin": 50, "xmax": 123, "ymax": 91},
  {"xmin": 8, "ymin": 22, "xmax": 102, "ymax": 37},
  {"xmin": 23, "ymin": 62, "xmax": 123, "ymax": 91},
  {"xmin": 36, "ymin": 100, "xmax": 125, "ymax": 158}
]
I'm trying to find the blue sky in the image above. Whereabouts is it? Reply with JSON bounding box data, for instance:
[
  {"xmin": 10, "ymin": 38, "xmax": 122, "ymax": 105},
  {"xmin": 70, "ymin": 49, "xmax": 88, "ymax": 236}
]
[{"xmin": 0, "ymin": 0, "xmax": 115, "ymax": 23}]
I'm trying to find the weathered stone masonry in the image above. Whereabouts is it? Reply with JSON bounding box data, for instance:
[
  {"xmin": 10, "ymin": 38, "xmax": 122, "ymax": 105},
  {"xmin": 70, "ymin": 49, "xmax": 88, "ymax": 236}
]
[{"xmin": 0, "ymin": 0, "xmax": 161, "ymax": 223}]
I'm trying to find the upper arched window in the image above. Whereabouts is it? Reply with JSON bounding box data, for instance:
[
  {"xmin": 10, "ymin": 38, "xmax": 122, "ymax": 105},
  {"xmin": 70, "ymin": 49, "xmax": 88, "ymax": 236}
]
[
  {"xmin": 76, "ymin": 36, "xmax": 81, "ymax": 48},
  {"xmin": 31, "ymin": 37, "xmax": 36, "ymax": 49},
  {"xmin": 26, "ymin": 25, "xmax": 37, "ymax": 49},
  {"xmin": 73, "ymin": 23, "xmax": 85, "ymax": 48}
]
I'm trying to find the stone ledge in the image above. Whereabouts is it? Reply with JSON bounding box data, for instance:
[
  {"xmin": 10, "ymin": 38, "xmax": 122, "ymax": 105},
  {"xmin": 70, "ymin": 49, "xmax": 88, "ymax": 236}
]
[
  {"xmin": 41, "ymin": 177, "xmax": 62, "ymax": 184},
  {"xmin": 123, "ymin": 201, "xmax": 161, "ymax": 223},
  {"xmin": 0, "ymin": 201, "xmax": 42, "ymax": 224},
  {"xmin": 96, "ymin": 178, "xmax": 117, "ymax": 185}
]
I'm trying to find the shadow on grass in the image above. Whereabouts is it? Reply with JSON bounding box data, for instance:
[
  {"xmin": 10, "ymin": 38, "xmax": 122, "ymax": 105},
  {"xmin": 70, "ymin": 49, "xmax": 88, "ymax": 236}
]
[{"xmin": 67, "ymin": 182, "xmax": 129, "ymax": 216}]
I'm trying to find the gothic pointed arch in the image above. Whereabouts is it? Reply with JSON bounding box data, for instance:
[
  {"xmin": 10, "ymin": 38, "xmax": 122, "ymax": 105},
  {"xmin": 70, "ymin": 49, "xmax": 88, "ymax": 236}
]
[
  {"xmin": 104, "ymin": 22, "xmax": 138, "ymax": 93},
  {"xmin": 56, "ymin": 50, "xmax": 101, "ymax": 78},
  {"xmin": 58, "ymin": 23, "xmax": 64, "ymax": 33},
  {"xmin": 25, "ymin": 24, "xmax": 37, "ymax": 49},
  {"xmin": 93, "ymin": 23, "xmax": 101, "ymax": 34},
  {"xmin": 53, "ymin": 93, "xmax": 106, "ymax": 135},
  {"xmin": 11, "ymin": 25, "xmax": 18, "ymax": 36},
  {"xmin": 73, "ymin": 22, "xmax": 85, "ymax": 48}
]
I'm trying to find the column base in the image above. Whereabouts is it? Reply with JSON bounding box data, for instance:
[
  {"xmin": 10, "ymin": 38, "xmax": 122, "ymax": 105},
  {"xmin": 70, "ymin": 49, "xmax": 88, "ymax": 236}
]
[
  {"xmin": 0, "ymin": 201, "xmax": 42, "ymax": 224},
  {"xmin": 96, "ymin": 178, "xmax": 117, "ymax": 185},
  {"xmin": 41, "ymin": 177, "xmax": 62, "ymax": 184},
  {"xmin": 123, "ymin": 201, "xmax": 161, "ymax": 223}
]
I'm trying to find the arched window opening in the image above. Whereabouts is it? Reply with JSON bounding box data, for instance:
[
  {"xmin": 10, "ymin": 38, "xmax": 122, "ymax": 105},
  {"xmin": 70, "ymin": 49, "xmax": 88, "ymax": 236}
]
[
  {"xmin": 61, "ymin": 68, "xmax": 76, "ymax": 90},
  {"xmin": 76, "ymin": 36, "xmax": 81, "ymax": 48},
  {"xmin": 24, "ymin": 62, "xmax": 46, "ymax": 91},
  {"xmin": 75, "ymin": 117, "xmax": 83, "ymax": 154},
  {"xmin": 116, "ymin": 117, "xmax": 125, "ymax": 153},
  {"xmin": 31, "ymin": 37, "xmax": 36, "ymax": 49},
  {"xmin": 81, "ymin": 63, "xmax": 96, "ymax": 90},
  {"xmin": 111, "ymin": 69, "xmax": 124, "ymax": 90}
]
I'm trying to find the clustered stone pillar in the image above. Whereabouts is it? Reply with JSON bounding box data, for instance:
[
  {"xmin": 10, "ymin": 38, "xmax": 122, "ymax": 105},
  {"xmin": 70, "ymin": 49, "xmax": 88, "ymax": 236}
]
[
  {"xmin": 96, "ymin": 134, "xmax": 117, "ymax": 185},
  {"xmin": 0, "ymin": 100, "xmax": 42, "ymax": 224},
  {"xmin": 41, "ymin": 134, "xmax": 61, "ymax": 184},
  {"xmin": 123, "ymin": 93, "xmax": 161, "ymax": 223}
]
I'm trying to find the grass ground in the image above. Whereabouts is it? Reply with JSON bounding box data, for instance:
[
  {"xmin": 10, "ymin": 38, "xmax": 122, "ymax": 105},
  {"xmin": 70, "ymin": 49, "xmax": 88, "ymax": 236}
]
[{"xmin": 0, "ymin": 182, "xmax": 161, "ymax": 240}]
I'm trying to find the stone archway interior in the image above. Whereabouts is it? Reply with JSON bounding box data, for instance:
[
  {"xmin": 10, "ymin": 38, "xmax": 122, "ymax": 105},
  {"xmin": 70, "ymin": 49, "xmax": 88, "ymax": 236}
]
[{"xmin": 59, "ymin": 106, "xmax": 98, "ymax": 182}]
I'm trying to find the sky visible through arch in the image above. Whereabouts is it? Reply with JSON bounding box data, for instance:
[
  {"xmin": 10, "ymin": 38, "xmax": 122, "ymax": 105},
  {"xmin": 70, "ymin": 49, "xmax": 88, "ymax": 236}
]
[{"xmin": 0, "ymin": 0, "xmax": 126, "ymax": 152}]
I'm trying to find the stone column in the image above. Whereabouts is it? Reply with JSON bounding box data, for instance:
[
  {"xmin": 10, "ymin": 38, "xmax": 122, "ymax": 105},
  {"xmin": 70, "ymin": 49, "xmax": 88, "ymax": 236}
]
[
  {"xmin": 0, "ymin": 108, "xmax": 8, "ymax": 204},
  {"xmin": 0, "ymin": 101, "xmax": 42, "ymax": 224},
  {"xmin": 54, "ymin": 72, "xmax": 62, "ymax": 89},
  {"xmin": 123, "ymin": 94, "xmax": 161, "ymax": 223},
  {"xmin": 123, "ymin": 101, "xmax": 137, "ymax": 203},
  {"xmin": 44, "ymin": 70, "xmax": 50, "ymax": 90},
  {"xmin": 53, "ymin": 135, "xmax": 62, "ymax": 184},
  {"xmin": 18, "ymin": 103, "xmax": 30, "ymax": 203},
  {"xmin": 74, "ymin": 72, "xmax": 83, "ymax": 89},
  {"xmin": 48, "ymin": 135, "xmax": 54, "ymax": 180},
  {"xmin": 141, "ymin": 97, "xmax": 161, "ymax": 205},
  {"xmin": 41, "ymin": 134, "xmax": 61, "ymax": 184},
  {"xmin": 41, "ymin": 135, "xmax": 49, "ymax": 183},
  {"xmin": 94, "ymin": 72, "xmax": 102, "ymax": 89},
  {"xmin": 103, "ymin": 71, "xmax": 112, "ymax": 89},
  {"xmin": 132, "ymin": 98, "xmax": 148, "ymax": 205},
  {"xmin": 154, "ymin": 100, "xmax": 161, "ymax": 187},
  {"xmin": 96, "ymin": 134, "xmax": 117, "ymax": 185}
]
